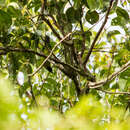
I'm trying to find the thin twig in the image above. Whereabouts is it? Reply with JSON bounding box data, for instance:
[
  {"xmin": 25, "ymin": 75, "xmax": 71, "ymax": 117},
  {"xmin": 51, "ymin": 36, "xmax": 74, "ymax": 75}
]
[
  {"xmin": 41, "ymin": 0, "xmax": 47, "ymax": 15},
  {"xmin": 97, "ymin": 88, "xmax": 130, "ymax": 95},
  {"xmin": 28, "ymin": 77, "xmax": 38, "ymax": 107},
  {"xmin": 89, "ymin": 61, "xmax": 130, "ymax": 88},
  {"xmin": 0, "ymin": 47, "xmax": 81, "ymax": 75},
  {"xmin": 28, "ymin": 32, "xmax": 72, "ymax": 77},
  {"xmin": 68, "ymin": 0, "xmax": 73, "ymax": 7},
  {"xmin": 83, "ymin": 0, "xmax": 114, "ymax": 65},
  {"xmin": 92, "ymin": 50, "xmax": 117, "ymax": 53},
  {"xmin": 39, "ymin": 72, "xmax": 50, "ymax": 93},
  {"xmin": 42, "ymin": 17, "xmax": 62, "ymax": 40},
  {"xmin": 79, "ymin": 19, "xmax": 86, "ymax": 57},
  {"xmin": 45, "ymin": 14, "xmax": 60, "ymax": 30},
  {"xmin": 106, "ymin": 48, "xmax": 115, "ymax": 82},
  {"xmin": 42, "ymin": 16, "xmax": 73, "ymax": 46},
  {"xmin": 25, "ymin": 9, "xmax": 61, "ymax": 64}
]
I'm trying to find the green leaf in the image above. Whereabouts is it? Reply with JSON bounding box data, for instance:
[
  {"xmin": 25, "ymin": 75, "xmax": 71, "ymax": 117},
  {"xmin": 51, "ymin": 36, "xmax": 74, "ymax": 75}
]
[
  {"xmin": 0, "ymin": 0, "xmax": 5, "ymax": 5},
  {"xmin": 111, "ymin": 16, "xmax": 126, "ymax": 26},
  {"xmin": 87, "ymin": 0, "xmax": 99, "ymax": 9},
  {"xmin": 46, "ymin": 78, "xmax": 57, "ymax": 87},
  {"xmin": 95, "ymin": 41, "xmax": 107, "ymax": 48},
  {"xmin": 85, "ymin": 31, "xmax": 92, "ymax": 42},
  {"xmin": 116, "ymin": 6, "xmax": 129, "ymax": 21},
  {"xmin": 10, "ymin": 0, "xmax": 18, "ymax": 2},
  {"xmin": 0, "ymin": 10, "xmax": 12, "ymax": 29},
  {"xmin": 19, "ymin": 82, "xmax": 30, "ymax": 97},
  {"xmin": 99, "ymin": 0, "xmax": 103, "ymax": 9},
  {"xmin": 107, "ymin": 30, "xmax": 120, "ymax": 42},
  {"xmin": 125, "ymin": 39, "xmax": 130, "ymax": 51},
  {"xmin": 85, "ymin": 10, "xmax": 99, "ymax": 24},
  {"xmin": 66, "ymin": 7, "xmax": 81, "ymax": 23},
  {"xmin": 73, "ymin": 0, "xmax": 81, "ymax": 9},
  {"xmin": 75, "ymin": 8, "xmax": 82, "ymax": 21},
  {"xmin": 56, "ymin": 1, "xmax": 66, "ymax": 13},
  {"xmin": 100, "ymin": 69, "xmax": 108, "ymax": 77},
  {"xmin": 119, "ymin": 79, "xmax": 127, "ymax": 90},
  {"xmin": 19, "ymin": 0, "xmax": 28, "ymax": 5},
  {"xmin": 107, "ymin": 30, "xmax": 120, "ymax": 36},
  {"xmin": 47, "ymin": 0, "xmax": 57, "ymax": 14},
  {"xmin": 125, "ymin": 79, "xmax": 130, "ymax": 89},
  {"xmin": 73, "ymin": 39, "xmax": 82, "ymax": 51},
  {"xmin": 66, "ymin": 7, "xmax": 77, "ymax": 23},
  {"xmin": 50, "ymin": 99, "xmax": 58, "ymax": 107},
  {"xmin": 81, "ymin": 0, "xmax": 89, "ymax": 8},
  {"xmin": 7, "ymin": 6, "xmax": 21, "ymax": 18},
  {"xmin": 114, "ymin": 49, "xmax": 129, "ymax": 66},
  {"xmin": 120, "ymin": 69, "xmax": 130, "ymax": 80},
  {"xmin": 111, "ymin": 83, "xmax": 119, "ymax": 89}
]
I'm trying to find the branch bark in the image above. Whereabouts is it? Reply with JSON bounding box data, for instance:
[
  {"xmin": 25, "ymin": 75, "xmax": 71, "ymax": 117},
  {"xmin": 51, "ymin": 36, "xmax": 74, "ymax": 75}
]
[
  {"xmin": 83, "ymin": 0, "xmax": 114, "ymax": 65},
  {"xmin": 28, "ymin": 32, "xmax": 72, "ymax": 76},
  {"xmin": 42, "ymin": 17, "xmax": 62, "ymax": 40},
  {"xmin": 88, "ymin": 61, "xmax": 130, "ymax": 88},
  {"xmin": 0, "ymin": 46, "xmax": 80, "ymax": 76},
  {"xmin": 96, "ymin": 88, "xmax": 130, "ymax": 95}
]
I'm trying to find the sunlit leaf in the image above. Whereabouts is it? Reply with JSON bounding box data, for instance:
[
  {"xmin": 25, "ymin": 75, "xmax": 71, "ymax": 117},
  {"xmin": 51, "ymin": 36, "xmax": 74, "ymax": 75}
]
[
  {"xmin": 107, "ymin": 30, "xmax": 120, "ymax": 41},
  {"xmin": 116, "ymin": 6, "xmax": 129, "ymax": 21},
  {"xmin": 87, "ymin": 0, "xmax": 98, "ymax": 9}
]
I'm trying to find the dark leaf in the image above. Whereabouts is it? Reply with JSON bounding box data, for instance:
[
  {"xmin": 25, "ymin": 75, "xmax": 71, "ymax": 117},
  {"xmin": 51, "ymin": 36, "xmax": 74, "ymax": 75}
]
[
  {"xmin": 85, "ymin": 10, "xmax": 99, "ymax": 24},
  {"xmin": 0, "ymin": 10, "xmax": 12, "ymax": 29},
  {"xmin": 7, "ymin": 6, "xmax": 21, "ymax": 18},
  {"xmin": 66, "ymin": 7, "xmax": 77, "ymax": 23}
]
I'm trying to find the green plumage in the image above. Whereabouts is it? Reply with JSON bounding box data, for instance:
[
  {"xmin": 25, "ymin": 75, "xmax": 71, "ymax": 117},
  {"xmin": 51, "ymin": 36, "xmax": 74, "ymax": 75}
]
[{"xmin": 43, "ymin": 35, "xmax": 53, "ymax": 73}]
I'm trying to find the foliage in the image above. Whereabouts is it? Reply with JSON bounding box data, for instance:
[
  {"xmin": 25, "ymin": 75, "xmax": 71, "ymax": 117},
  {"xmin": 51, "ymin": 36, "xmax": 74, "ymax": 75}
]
[
  {"xmin": 0, "ymin": 0, "xmax": 130, "ymax": 129},
  {"xmin": 0, "ymin": 78, "xmax": 130, "ymax": 130}
]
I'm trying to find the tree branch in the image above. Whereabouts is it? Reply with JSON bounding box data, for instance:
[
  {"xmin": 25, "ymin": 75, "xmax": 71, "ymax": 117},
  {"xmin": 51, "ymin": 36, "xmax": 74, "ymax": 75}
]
[
  {"xmin": 83, "ymin": 0, "xmax": 114, "ymax": 65},
  {"xmin": 79, "ymin": 19, "xmax": 86, "ymax": 57},
  {"xmin": 28, "ymin": 32, "xmax": 72, "ymax": 77},
  {"xmin": 42, "ymin": 17, "xmax": 62, "ymax": 40},
  {"xmin": 88, "ymin": 61, "xmax": 130, "ymax": 88},
  {"xmin": 42, "ymin": 17, "xmax": 73, "ymax": 46},
  {"xmin": 40, "ymin": 0, "xmax": 71, "ymax": 45},
  {"xmin": 97, "ymin": 88, "xmax": 130, "ymax": 95},
  {"xmin": 92, "ymin": 50, "xmax": 117, "ymax": 53},
  {"xmin": 0, "ymin": 47, "xmax": 47, "ymax": 58},
  {"xmin": 0, "ymin": 45, "xmax": 95, "ymax": 81},
  {"xmin": 45, "ymin": 14, "xmax": 60, "ymax": 31},
  {"xmin": 41, "ymin": 0, "xmax": 47, "ymax": 15},
  {"xmin": 0, "ymin": 46, "xmax": 81, "ymax": 76}
]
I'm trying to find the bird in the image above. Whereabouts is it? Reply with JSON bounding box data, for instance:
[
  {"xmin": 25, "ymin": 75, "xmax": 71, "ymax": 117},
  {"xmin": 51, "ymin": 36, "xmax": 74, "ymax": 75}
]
[{"xmin": 43, "ymin": 35, "xmax": 53, "ymax": 73}]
